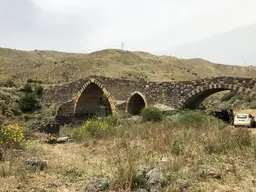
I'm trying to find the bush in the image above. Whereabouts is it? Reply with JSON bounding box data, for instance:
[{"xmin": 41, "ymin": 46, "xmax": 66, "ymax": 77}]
[
  {"xmin": 141, "ymin": 107, "xmax": 163, "ymax": 122},
  {"xmin": 102, "ymin": 115, "xmax": 119, "ymax": 126},
  {"xmin": 74, "ymin": 120, "xmax": 110, "ymax": 141},
  {"xmin": 171, "ymin": 110, "xmax": 209, "ymax": 127},
  {"xmin": 169, "ymin": 137, "xmax": 184, "ymax": 155},
  {"xmin": 0, "ymin": 124, "xmax": 25, "ymax": 149},
  {"xmin": 221, "ymin": 91, "xmax": 236, "ymax": 102},
  {"xmin": 19, "ymin": 93, "xmax": 40, "ymax": 112}
]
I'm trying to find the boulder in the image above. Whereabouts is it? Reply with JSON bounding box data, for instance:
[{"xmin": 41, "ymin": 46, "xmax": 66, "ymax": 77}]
[
  {"xmin": 177, "ymin": 179, "xmax": 190, "ymax": 192},
  {"xmin": 199, "ymin": 166, "xmax": 222, "ymax": 179},
  {"xmin": 85, "ymin": 178, "xmax": 109, "ymax": 192},
  {"xmin": 146, "ymin": 168, "xmax": 167, "ymax": 192},
  {"xmin": 24, "ymin": 157, "xmax": 47, "ymax": 171}
]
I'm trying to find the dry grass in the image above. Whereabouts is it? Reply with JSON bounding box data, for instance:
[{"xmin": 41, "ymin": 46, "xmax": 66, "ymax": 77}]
[
  {"xmin": 1, "ymin": 48, "xmax": 256, "ymax": 86},
  {"xmin": 1, "ymin": 113, "xmax": 256, "ymax": 191}
]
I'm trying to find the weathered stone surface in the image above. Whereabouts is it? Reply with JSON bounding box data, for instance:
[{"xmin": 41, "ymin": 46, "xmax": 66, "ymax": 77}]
[
  {"xmin": 146, "ymin": 168, "xmax": 166, "ymax": 192},
  {"xmin": 85, "ymin": 178, "xmax": 109, "ymax": 192},
  {"xmin": 41, "ymin": 76, "xmax": 256, "ymax": 120},
  {"xmin": 0, "ymin": 148, "xmax": 4, "ymax": 162},
  {"xmin": 24, "ymin": 157, "xmax": 47, "ymax": 171}
]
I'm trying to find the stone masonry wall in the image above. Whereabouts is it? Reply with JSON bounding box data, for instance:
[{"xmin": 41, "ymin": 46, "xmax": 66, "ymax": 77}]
[{"xmin": 43, "ymin": 76, "xmax": 256, "ymax": 116}]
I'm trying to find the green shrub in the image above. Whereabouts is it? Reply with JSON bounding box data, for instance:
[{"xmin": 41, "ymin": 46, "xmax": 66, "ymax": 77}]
[
  {"xmin": 102, "ymin": 115, "xmax": 119, "ymax": 126},
  {"xmin": 74, "ymin": 120, "xmax": 110, "ymax": 141},
  {"xmin": 141, "ymin": 107, "xmax": 163, "ymax": 122},
  {"xmin": 172, "ymin": 110, "xmax": 209, "ymax": 127},
  {"xmin": 163, "ymin": 110, "xmax": 180, "ymax": 117},
  {"xmin": 19, "ymin": 93, "xmax": 40, "ymax": 112},
  {"xmin": 169, "ymin": 137, "xmax": 184, "ymax": 155}
]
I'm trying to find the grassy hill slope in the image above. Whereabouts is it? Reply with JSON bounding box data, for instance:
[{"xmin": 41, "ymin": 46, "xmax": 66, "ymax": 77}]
[{"xmin": 0, "ymin": 47, "xmax": 256, "ymax": 85}]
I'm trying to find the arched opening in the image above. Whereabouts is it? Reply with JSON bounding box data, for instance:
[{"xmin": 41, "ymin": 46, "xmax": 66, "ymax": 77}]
[
  {"xmin": 183, "ymin": 88, "xmax": 228, "ymax": 109},
  {"xmin": 182, "ymin": 85, "xmax": 256, "ymax": 110},
  {"xmin": 127, "ymin": 93, "xmax": 146, "ymax": 115},
  {"xmin": 75, "ymin": 83, "xmax": 112, "ymax": 119}
]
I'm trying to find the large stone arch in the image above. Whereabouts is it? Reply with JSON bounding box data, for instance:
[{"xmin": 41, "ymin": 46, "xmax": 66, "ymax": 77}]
[
  {"xmin": 127, "ymin": 92, "xmax": 147, "ymax": 115},
  {"xmin": 179, "ymin": 84, "xmax": 256, "ymax": 109},
  {"xmin": 73, "ymin": 78, "xmax": 115, "ymax": 118}
]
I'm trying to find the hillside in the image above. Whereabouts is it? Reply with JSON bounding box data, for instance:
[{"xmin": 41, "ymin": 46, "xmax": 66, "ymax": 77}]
[{"xmin": 0, "ymin": 47, "xmax": 256, "ymax": 85}]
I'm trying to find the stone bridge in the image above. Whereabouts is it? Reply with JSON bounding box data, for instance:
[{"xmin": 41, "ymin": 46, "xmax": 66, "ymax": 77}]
[{"xmin": 42, "ymin": 76, "xmax": 256, "ymax": 123}]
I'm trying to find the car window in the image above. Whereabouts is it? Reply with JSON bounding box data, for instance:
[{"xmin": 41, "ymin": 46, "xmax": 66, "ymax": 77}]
[{"xmin": 236, "ymin": 114, "xmax": 248, "ymax": 119}]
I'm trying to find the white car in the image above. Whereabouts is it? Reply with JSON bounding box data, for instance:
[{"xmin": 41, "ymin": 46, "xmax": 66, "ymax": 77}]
[{"xmin": 234, "ymin": 114, "xmax": 255, "ymax": 128}]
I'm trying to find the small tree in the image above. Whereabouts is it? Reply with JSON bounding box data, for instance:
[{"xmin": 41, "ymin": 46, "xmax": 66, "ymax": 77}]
[{"xmin": 19, "ymin": 93, "xmax": 39, "ymax": 112}]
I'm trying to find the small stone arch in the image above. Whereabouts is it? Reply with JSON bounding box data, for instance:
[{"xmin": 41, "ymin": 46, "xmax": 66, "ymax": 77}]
[
  {"xmin": 73, "ymin": 78, "xmax": 115, "ymax": 118},
  {"xmin": 127, "ymin": 92, "xmax": 147, "ymax": 115},
  {"xmin": 179, "ymin": 83, "xmax": 256, "ymax": 109}
]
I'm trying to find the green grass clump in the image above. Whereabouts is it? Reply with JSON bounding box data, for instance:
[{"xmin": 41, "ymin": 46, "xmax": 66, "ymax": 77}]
[
  {"xmin": 167, "ymin": 110, "xmax": 225, "ymax": 128},
  {"xmin": 74, "ymin": 119, "xmax": 111, "ymax": 141},
  {"xmin": 141, "ymin": 107, "xmax": 163, "ymax": 122}
]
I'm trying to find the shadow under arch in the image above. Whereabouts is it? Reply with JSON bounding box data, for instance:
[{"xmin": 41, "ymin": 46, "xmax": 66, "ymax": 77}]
[
  {"xmin": 179, "ymin": 84, "xmax": 256, "ymax": 109},
  {"xmin": 127, "ymin": 92, "xmax": 147, "ymax": 115},
  {"xmin": 73, "ymin": 78, "xmax": 115, "ymax": 119}
]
